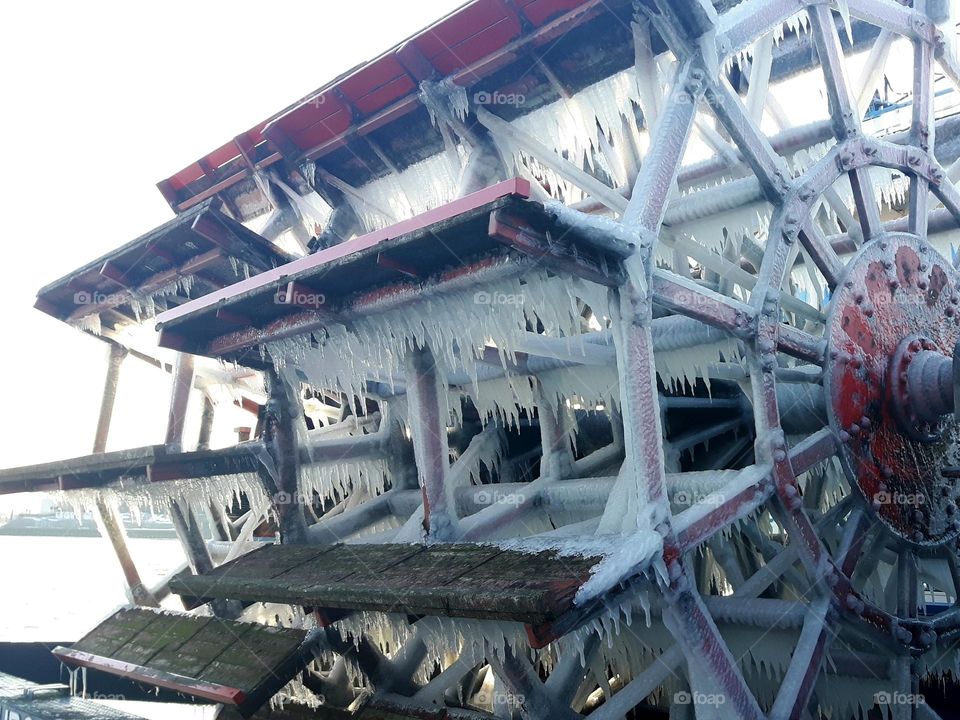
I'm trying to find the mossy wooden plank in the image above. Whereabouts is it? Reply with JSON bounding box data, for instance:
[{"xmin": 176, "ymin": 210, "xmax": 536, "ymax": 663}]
[
  {"xmin": 167, "ymin": 623, "xmax": 255, "ymax": 674},
  {"xmin": 453, "ymin": 548, "xmax": 598, "ymax": 582},
  {"xmin": 274, "ymin": 545, "xmax": 424, "ymax": 587},
  {"xmin": 198, "ymin": 659, "xmax": 268, "ymax": 689},
  {"xmin": 146, "ymin": 618, "xmax": 220, "ymax": 675},
  {"xmin": 350, "ymin": 545, "xmax": 503, "ymax": 587},
  {"xmin": 292, "ymin": 580, "xmax": 559, "ymax": 623},
  {"xmin": 235, "ymin": 626, "xmax": 306, "ymax": 666},
  {"xmin": 55, "ymin": 610, "xmax": 309, "ymax": 717},
  {"xmin": 171, "ymin": 543, "xmax": 604, "ymax": 625},
  {"xmin": 109, "ymin": 615, "xmax": 206, "ymax": 665},
  {"xmin": 172, "ymin": 545, "xmax": 337, "ymax": 602},
  {"xmin": 207, "ymin": 544, "xmax": 333, "ymax": 581},
  {"xmin": 72, "ymin": 609, "xmax": 163, "ymax": 658}
]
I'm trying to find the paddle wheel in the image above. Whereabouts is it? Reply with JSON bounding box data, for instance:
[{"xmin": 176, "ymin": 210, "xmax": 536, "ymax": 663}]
[{"xmin": 6, "ymin": 0, "xmax": 960, "ymax": 718}]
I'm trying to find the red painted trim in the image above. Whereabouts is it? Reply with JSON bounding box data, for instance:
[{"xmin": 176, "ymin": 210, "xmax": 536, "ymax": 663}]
[
  {"xmin": 157, "ymin": 0, "xmax": 608, "ymax": 209},
  {"xmin": 53, "ymin": 647, "xmax": 248, "ymax": 706},
  {"xmin": 156, "ymin": 178, "xmax": 530, "ymax": 330},
  {"xmin": 524, "ymin": 622, "xmax": 559, "ymax": 649}
]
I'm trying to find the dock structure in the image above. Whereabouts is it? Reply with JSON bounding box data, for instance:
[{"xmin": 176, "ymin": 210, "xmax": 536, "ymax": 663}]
[
  {"xmin": 6, "ymin": 0, "xmax": 960, "ymax": 718},
  {"xmin": 0, "ymin": 672, "xmax": 144, "ymax": 720}
]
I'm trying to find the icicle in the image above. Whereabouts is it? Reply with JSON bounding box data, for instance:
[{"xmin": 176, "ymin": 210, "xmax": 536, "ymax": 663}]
[
  {"xmin": 264, "ymin": 270, "xmax": 612, "ymax": 428},
  {"xmin": 71, "ymin": 314, "xmax": 102, "ymax": 336}
]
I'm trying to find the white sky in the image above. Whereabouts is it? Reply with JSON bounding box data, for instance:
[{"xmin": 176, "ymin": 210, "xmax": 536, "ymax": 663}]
[{"xmin": 0, "ymin": 0, "xmax": 465, "ymax": 497}]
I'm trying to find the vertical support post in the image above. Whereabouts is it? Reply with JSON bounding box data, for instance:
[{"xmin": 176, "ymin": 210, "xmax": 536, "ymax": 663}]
[
  {"xmin": 208, "ymin": 501, "xmax": 234, "ymax": 541},
  {"xmin": 262, "ymin": 369, "xmax": 310, "ymax": 544},
  {"xmin": 94, "ymin": 498, "xmax": 158, "ymax": 607},
  {"xmin": 535, "ymin": 383, "xmax": 573, "ymax": 481},
  {"xmin": 91, "ymin": 344, "xmax": 158, "ymax": 608},
  {"xmin": 169, "ymin": 503, "xmax": 240, "ymax": 618},
  {"xmin": 170, "ymin": 504, "xmax": 214, "ymax": 575},
  {"xmin": 404, "ymin": 343, "xmax": 457, "ymax": 540},
  {"xmin": 197, "ymin": 392, "xmax": 215, "ymax": 450},
  {"xmin": 165, "ymin": 352, "xmax": 196, "ymax": 450},
  {"xmin": 93, "ymin": 344, "xmax": 127, "ymax": 454}
]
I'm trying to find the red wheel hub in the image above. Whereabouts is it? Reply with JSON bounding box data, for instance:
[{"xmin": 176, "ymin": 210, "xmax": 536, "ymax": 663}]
[{"xmin": 824, "ymin": 233, "xmax": 960, "ymax": 546}]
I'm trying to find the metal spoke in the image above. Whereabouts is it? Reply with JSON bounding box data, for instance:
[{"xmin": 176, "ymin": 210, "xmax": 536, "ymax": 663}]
[
  {"xmin": 624, "ymin": 60, "xmax": 702, "ymax": 234},
  {"xmin": 798, "ymin": 219, "xmax": 844, "ymax": 289},
  {"xmin": 745, "ymin": 34, "xmax": 774, "ymax": 122},
  {"xmin": 777, "ymin": 324, "xmax": 826, "ymax": 365},
  {"xmin": 675, "ymin": 463, "xmax": 774, "ymax": 551},
  {"xmin": 652, "ymin": 268, "xmax": 826, "ymax": 364},
  {"xmin": 937, "ymin": 31, "xmax": 960, "ymax": 92},
  {"xmin": 475, "ymin": 107, "xmax": 628, "ymax": 215},
  {"xmin": 909, "ymin": 0, "xmax": 936, "ymax": 236},
  {"xmin": 836, "ymin": 508, "xmax": 870, "ymax": 577},
  {"xmin": 589, "ymin": 647, "xmax": 685, "ymax": 720},
  {"xmin": 809, "ymin": 4, "xmax": 883, "ymax": 240},
  {"xmin": 664, "ymin": 231, "xmax": 824, "ymax": 322},
  {"xmin": 769, "ymin": 595, "xmax": 831, "ymax": 720},
  {"xmin": 897, "ymin": 549, "xmax": 919, "ymax": 619},
  {"xmin": 930, "ymin": 175, "xmax": 960, "ymax": 252},
  {"xmin": 947, "ymin": 548, "xmax": 960, "ymax": 605},
  {"xmin": 791, "ymin": 428, "xmax": 841, "ymax": 477},
  {"xmin": 809, "ymin": 5, "xmax": 861, "ymax": 141},
  {"xmin": 706, "ymin": 78, "xmax": 791, "ymax": 203},
  {"xmin": 847, "ymin": 165, "xmax": 884, "ymax": 241},
  {"xmin": 848, "ymin": 0, "xmax": 937, "ymax": 42},
  {"xmin": 544, "ymin": 633, "xmax": 599, "ymax": 708},
  {"xmin": 850, "ymin": 527, "xmax": 891, "ymax": 589},
  {"xmin": 489, "ymin": 644, "xmax": 579, "ymax": 720},
  {"xmin": 633, "ymin": 17, "xmax": 662, "ymax": 130},
  {"xmin": 676, "ymin": 430, "xmax": 838, "ymax": 551},
  {"xmin": 652, "ymin": 269, "xmax": 755, "ymax": 337},
  {"xmin": 823, "ymin": 187, "xmax": 865, "ymax": 246}
]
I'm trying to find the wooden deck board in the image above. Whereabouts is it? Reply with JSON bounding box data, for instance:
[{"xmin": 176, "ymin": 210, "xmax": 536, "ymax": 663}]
[
  {"xmin": 54, "ymin": 609, "xmax": 310, "ymax": 717},
  {"xmin": 170, "ymin": 543, "xmax": 603, "ymax": 626}
]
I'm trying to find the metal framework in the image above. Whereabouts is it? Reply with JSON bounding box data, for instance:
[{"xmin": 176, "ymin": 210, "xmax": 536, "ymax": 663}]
[{"xmin": 8, "ymin": 0, "xmax": 960, "ymax": 718}]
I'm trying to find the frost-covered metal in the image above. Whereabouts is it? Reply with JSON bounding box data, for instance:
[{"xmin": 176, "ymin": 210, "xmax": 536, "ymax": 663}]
[{"xmin": 9, "ymin": 0, "xmax": 960, "ymax": 717}]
